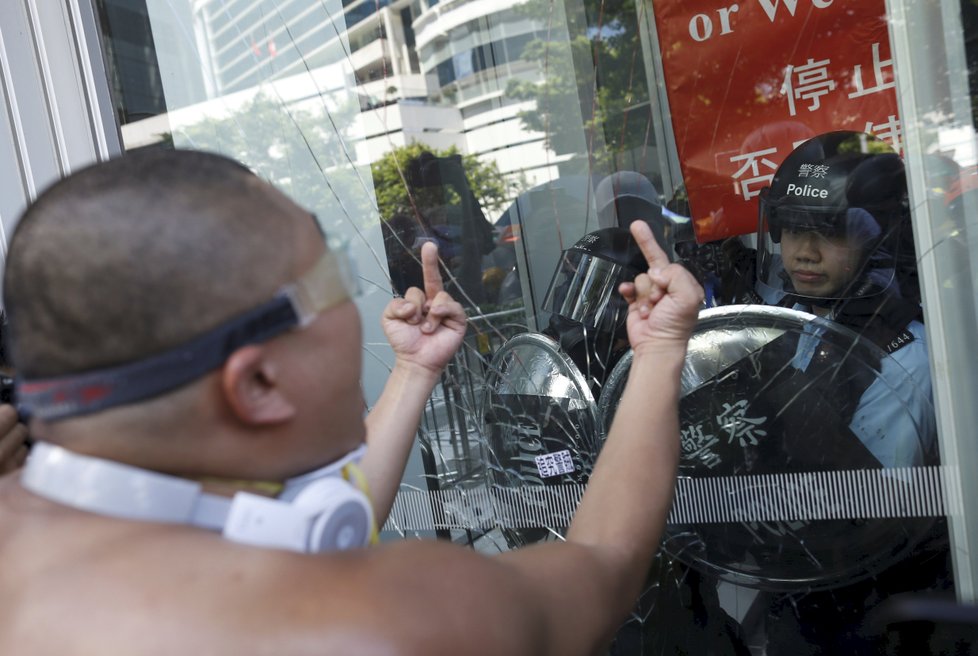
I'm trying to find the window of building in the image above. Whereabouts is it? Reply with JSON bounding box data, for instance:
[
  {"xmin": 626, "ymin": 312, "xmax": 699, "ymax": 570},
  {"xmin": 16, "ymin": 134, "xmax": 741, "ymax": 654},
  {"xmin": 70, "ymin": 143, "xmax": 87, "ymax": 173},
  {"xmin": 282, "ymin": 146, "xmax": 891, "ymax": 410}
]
[{"xmin": 92, "ymin": 0, "xmax": 978, "ymax": 651}]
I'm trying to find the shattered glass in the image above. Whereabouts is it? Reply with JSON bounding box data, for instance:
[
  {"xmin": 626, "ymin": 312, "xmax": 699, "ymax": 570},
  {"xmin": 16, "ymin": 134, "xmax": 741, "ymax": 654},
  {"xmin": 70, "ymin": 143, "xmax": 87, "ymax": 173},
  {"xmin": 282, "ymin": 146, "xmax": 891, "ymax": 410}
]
[
  {"xmin": 92, "ymin": 0, "xmax": 978, "ymax": 651},
  {"xmin": 601, "ymin": 308, "xmax": 947, "ymax": 646}
]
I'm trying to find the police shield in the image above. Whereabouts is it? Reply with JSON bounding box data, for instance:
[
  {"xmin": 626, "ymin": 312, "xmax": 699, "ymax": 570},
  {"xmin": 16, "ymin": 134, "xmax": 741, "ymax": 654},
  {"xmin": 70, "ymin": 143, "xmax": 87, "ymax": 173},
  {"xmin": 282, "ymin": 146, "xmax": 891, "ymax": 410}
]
[
  {"xmin": 482, "ymin": 333, "xmax": 601, "ymax": 546},
  {"xmin": 599, "ymin": 305, "xmax": 938, "ymax": 592}
]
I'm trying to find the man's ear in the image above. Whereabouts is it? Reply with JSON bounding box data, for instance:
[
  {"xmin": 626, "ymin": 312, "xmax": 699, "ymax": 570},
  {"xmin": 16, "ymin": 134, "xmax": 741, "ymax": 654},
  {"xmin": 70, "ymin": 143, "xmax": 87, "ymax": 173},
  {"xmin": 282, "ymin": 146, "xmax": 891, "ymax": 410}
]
[{"xmin": 221, "ymin": 345, "xmax": 296, "ymax": 425}]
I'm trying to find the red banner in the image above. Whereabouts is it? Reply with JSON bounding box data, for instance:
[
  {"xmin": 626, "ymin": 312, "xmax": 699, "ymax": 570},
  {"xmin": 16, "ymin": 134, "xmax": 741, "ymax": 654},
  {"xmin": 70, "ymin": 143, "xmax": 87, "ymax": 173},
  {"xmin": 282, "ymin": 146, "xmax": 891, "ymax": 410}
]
[{"xmin": 653, "ymin": 0, "xmax": 899, "ymax": 241}]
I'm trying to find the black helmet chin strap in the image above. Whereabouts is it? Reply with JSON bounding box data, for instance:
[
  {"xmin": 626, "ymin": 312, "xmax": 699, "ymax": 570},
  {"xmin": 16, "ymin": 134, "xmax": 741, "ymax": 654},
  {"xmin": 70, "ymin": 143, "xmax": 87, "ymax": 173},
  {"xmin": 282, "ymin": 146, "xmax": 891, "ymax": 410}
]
[
  {"xmin": 783, "ymin": 287, "xmax": 922, "ymax": 356},
  {"xmin": 832, "ymin": 293, "xmax": 923, "ymax": 354}
]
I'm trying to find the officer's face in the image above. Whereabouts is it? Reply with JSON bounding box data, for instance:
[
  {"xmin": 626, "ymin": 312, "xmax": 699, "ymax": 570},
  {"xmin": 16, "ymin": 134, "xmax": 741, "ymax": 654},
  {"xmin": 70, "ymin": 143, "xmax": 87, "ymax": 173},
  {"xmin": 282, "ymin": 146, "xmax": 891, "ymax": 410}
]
[{"xmin": 780, "ymin": 228, "xmax": 862, "ymax": 297}]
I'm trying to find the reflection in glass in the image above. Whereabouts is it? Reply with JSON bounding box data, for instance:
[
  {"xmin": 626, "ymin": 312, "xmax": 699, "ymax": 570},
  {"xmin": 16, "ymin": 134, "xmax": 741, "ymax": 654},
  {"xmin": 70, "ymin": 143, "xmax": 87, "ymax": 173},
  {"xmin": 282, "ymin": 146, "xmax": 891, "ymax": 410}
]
[
  {"xmin": 482, "ymin": 333, "xmax": 600, "ymax": 544},
  {"xmin": 92, "ymin": 0, "xmax": 968, "ymax": 652},
  {"xmin": 601, "ymin": 306, "xmax": 950, "ymax": 652}
]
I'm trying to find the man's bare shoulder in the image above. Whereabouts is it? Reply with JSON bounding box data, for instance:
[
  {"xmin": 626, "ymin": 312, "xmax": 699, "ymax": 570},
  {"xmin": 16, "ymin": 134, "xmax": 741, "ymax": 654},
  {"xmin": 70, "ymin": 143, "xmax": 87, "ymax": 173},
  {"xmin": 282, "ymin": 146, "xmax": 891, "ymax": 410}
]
[{"xmin": 0, "ymin": 478, "xmax": 543, "ymax": 656}]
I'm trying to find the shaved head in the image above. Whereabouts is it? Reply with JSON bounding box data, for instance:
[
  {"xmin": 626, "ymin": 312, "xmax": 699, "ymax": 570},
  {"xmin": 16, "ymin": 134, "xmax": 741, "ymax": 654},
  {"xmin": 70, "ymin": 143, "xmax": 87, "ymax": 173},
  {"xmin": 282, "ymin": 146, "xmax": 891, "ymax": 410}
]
[{"xmin": 4, "ymin": 149, "xmax": 315, "ymax": 378}]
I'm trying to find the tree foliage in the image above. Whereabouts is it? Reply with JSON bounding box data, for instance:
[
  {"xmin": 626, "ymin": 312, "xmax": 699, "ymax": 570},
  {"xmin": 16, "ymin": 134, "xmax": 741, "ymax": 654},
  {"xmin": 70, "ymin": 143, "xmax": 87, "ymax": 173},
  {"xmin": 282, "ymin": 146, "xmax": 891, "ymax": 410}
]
[
  {"xmin": 159, "ymin": 94, "xmax": 525, "ymax": 235},
  {"xmin": 369, "ymin": 142, "xmax": 524, "ymax": 223}
]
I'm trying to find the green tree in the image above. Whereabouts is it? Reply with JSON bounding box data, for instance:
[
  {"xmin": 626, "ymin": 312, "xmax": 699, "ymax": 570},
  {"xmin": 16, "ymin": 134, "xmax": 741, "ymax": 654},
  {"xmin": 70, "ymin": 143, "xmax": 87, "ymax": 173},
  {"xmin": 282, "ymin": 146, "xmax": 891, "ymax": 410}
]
[
  {"xmin": 369, "ymin": 142, "xmax": 524, "ymax": 223},
  {"xmin": 159, "ymin": 95, "xmax": 528, "ymax": 241}
]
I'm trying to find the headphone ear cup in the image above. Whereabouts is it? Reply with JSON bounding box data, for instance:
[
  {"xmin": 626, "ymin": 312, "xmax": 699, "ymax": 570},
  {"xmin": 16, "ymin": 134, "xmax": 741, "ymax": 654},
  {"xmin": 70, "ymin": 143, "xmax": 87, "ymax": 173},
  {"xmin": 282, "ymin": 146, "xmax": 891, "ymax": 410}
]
[{"xmin": 292, "ymin": 478, "xmax": 374, "ymax": 553}]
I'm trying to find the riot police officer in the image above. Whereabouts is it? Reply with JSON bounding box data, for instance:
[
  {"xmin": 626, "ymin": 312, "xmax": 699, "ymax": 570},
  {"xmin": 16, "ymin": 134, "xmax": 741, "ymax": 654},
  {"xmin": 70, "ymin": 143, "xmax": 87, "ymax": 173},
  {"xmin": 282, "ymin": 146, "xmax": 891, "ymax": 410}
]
[
  {"xmin": 757, "ymin": 130, "xmax": 933, "ymax": 467},
  {"xmin": 754, "ymin": 131, "xmax": 949, "ymax": 654}
]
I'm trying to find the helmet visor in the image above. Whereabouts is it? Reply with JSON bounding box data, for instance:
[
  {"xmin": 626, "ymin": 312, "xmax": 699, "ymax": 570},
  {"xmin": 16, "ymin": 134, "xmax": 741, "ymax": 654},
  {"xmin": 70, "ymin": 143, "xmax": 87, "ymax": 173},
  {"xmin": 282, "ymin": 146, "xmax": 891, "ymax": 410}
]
[
  {"xmin": 757, "ymin": 190, "xmax": 895, "ymax": 302},
  {"xmin": 543, "ymin": 251, "xmax": 626, "ymax": 328}
]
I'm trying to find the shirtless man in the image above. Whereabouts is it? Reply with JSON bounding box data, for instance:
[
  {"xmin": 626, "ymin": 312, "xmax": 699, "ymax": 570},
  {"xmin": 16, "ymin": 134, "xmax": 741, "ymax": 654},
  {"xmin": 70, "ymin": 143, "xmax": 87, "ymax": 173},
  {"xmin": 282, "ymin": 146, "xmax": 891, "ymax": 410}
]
[{"xmin": 0, "ymin": 149, "xmax": 702, "ymax": 655}]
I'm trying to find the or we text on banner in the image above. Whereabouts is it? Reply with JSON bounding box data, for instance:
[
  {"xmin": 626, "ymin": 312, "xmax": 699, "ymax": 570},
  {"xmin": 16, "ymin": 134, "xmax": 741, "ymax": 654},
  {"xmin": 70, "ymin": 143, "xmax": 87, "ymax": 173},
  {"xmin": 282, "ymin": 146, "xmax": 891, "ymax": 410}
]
[{"xmin": 652, "ymin": 0, "xmax": 900, "ymax": 241}]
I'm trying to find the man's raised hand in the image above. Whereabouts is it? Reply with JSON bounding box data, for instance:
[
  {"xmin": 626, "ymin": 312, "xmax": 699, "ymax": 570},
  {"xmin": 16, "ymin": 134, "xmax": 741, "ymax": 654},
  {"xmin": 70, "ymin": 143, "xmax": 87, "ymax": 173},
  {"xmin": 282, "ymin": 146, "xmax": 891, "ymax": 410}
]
[{"xmin": 618, "ymin": 220, "xmax": 704, "ymax": 355}]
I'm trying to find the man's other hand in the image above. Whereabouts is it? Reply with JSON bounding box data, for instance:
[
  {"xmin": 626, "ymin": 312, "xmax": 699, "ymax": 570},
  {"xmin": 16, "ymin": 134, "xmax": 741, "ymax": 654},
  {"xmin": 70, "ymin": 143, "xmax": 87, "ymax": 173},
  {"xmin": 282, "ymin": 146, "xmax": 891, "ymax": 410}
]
[{"xmin": 618, "ymin": 220, "xmax": 704, "ymax": 355}]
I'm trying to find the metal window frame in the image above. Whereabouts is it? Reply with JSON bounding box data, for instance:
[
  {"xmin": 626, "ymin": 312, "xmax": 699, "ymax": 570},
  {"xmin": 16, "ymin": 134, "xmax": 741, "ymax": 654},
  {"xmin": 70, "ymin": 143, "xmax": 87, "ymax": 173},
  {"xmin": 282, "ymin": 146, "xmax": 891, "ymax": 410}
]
[
  {"xmin": 0, "ymin": 0, "xmax": 121, "ymax": 251},
  {"xmin": 10, "ymin": 0, "xmax": 978, "ymax": 604},
  {"xmin": 887, "ymin": 0, "xmax": 978, "ymax": 601}
]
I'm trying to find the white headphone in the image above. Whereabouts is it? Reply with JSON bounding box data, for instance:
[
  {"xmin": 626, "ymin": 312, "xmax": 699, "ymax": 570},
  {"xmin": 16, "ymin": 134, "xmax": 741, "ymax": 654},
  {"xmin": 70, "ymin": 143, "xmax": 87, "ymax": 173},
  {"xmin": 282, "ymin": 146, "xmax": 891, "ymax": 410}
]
[{"xmin": 21, "ymin": 442, "xmax": 375, "ymax": 553}]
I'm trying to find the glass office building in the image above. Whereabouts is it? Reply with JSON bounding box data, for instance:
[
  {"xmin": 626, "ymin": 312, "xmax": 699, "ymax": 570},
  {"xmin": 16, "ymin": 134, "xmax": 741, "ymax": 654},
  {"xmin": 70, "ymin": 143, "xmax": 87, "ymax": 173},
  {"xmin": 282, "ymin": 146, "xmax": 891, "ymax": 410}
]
[{"xmin": 3, "ymin": 0, "xmax": 978, "ymax": 652}]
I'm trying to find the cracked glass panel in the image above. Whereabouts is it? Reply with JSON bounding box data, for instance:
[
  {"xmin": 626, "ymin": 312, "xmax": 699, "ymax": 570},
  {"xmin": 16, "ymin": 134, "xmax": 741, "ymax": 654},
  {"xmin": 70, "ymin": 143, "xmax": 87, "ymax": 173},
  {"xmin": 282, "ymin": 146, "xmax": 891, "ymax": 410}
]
[
  {"xmin": 599, "ymin": 306, "xmax": 948, "ymax": 651},
  {"xmin": 94, "ymin": 0, "xmax": 978, "ymax": 652}
]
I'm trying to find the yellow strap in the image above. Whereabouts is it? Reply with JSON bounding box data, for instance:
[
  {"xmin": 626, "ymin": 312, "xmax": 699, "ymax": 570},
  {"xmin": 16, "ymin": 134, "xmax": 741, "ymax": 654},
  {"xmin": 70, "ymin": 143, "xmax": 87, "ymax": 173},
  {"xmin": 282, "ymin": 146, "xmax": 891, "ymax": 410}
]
[
  {"xmin": 195, "ymin": 477, "xmax": 284, "ymax": 496},
  {"xmin": 343, "ymin": 462, "xmax": 380, "ymax": 545}
]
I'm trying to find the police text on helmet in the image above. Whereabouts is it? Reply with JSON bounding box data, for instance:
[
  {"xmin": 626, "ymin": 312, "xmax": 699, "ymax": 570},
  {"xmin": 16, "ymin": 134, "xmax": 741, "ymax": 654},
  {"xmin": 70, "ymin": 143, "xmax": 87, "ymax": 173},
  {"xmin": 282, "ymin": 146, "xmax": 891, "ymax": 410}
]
[{"xmin": 786, "ymin": 183, "xmax": 828, "ymax": 199}]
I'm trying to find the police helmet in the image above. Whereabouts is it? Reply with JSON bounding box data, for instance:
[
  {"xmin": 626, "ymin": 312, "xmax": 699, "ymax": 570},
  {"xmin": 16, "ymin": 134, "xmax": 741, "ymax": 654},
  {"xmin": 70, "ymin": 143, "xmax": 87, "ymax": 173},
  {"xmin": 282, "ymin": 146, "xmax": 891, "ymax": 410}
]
[
  {"xmin": 540, "ymin": 227, "xmax": 648, "ymax": 394},
  {"xmin": 757, "ymin": 131, "xmax": 911, "ymax": 303},
  {"xmin": 595, "ymin": 171, "xmax": 662, "ymax": 231},
  {"xmin": 595, "ymin": 172, "xmax": 694, "ymax": 259},
  {"xmin": 543, "ymin": 227, "xmax": 646, "ymax": 336}
]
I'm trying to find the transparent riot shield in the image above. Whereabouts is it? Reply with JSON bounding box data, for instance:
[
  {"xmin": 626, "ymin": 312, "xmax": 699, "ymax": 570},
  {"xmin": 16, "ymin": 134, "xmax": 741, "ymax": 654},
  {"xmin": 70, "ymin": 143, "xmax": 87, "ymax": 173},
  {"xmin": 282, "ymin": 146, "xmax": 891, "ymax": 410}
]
[
  {"xmin": 599, "ymin": 305, "xmax": 939, "ymax": 592},
  {"xmin": 481, "ymin": 332, "xmax": 602, "ymax": 546}
]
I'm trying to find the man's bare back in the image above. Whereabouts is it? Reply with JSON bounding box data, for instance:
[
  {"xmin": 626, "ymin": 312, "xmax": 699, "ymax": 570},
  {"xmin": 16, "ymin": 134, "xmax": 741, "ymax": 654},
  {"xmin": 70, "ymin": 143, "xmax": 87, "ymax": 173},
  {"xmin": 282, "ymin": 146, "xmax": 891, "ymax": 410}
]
[
  {"xmin": 0, "ymin": 475, "xmax": 549, "ymax": 655},
  {"xmin": 1, "ymin": 150, "xmax": 702, "ymax": 655}
]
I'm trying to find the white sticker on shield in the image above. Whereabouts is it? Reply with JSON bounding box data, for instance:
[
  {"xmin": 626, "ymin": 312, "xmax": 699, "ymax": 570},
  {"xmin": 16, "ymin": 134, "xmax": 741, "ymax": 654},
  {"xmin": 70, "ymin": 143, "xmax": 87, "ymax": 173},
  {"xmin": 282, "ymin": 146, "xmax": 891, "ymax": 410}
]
[{"xmin": 535, "ymin": 449, "xmax": 576, "ymax": 478}]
